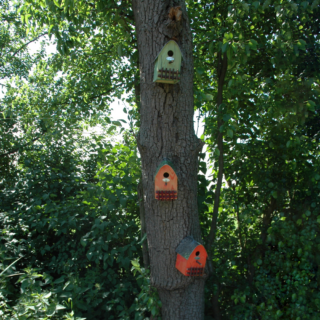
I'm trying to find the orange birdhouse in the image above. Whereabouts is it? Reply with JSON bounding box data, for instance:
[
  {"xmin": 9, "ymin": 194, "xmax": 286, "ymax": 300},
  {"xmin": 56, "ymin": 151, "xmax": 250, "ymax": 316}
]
[
  {"xmin": 175, "ymin": 236, "xmax": 207, "ymax": 276},
  {"xmin": 154, "ymin": 160, "xmax": 178, "ymax": 201}
]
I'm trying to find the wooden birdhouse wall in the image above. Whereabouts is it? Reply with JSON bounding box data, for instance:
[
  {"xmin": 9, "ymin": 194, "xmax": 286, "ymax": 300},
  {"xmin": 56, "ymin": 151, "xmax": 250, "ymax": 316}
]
[
  {"xmin": 175, "ymin": 237, "xmax": 207, "ymax": 276},
  {"xmin": 154, "ymin": 161, "xmax": 178, "ymax": 200},
  {"xmin": 153, "ymin": 40, "xmax": 182, "ymax": 84}
]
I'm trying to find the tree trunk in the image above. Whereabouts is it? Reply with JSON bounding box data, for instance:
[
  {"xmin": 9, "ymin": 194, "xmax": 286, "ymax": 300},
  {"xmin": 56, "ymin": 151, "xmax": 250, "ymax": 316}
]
[
  {"xmin": 206, "ymin": 51, "xmax": 227, "ymax": 320},
  {"xmin": 207, "ymin": 51, "xmax": 227, "ymax": 251},
  {"xmin": 132, "ymin": 1, "xmax": 205, "ymax": 319}
]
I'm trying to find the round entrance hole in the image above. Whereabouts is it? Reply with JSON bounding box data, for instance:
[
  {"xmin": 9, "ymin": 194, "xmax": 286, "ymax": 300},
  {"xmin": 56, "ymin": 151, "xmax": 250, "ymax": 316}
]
[
  {"xmin": 163, "ymin": 172, "xmax": 169, "ymax": 178},
  {"xmin": 167, "ymin": 50, "xmax": 174, "ymax": 57},
  {"xmin": 195, "ymin": 251, "xmax": 200, "ymax": 256}
]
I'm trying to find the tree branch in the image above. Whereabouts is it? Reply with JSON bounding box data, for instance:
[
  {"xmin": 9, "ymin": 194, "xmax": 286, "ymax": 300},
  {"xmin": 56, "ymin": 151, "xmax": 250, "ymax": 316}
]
[
  {"xmin": 11, "ymin": 32, "xmax": 48, "ymax": 58},
  {"xmin": 206, "ymin": 51, "xmax": 228, "ymax": 251},
  {"xmin": 0, "ymin": 133, "xmax": 43, "ymax": 158}
]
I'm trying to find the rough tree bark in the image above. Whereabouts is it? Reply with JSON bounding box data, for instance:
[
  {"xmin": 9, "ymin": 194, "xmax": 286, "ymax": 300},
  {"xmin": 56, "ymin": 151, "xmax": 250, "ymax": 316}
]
[{"xmin": 132, "ymin": 1, "xmax": 205, "ymax": 319}]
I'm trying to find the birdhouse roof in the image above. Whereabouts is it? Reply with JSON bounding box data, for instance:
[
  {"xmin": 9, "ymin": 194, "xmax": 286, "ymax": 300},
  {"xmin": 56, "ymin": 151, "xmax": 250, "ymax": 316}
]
[
  {"xmin": 154, "ymin": 40, "xmax": 183, "ymax": 62},
  {"xmin": 176, "ymin": 236, "xmax": 202, "ymax": 259},
  {"xmin": 154, "ymin": 159, "xmax": 176, "ymax": 178}
]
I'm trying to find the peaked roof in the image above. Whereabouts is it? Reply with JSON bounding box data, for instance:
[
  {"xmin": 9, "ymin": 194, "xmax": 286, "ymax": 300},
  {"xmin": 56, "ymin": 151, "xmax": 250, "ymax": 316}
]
[
  {"xmin": 154, "ymin": 40, "xmax": 183, "ymax": 62},
  {"xmin": 176, "ymin": 236, "xmax": 202, "ymax": 259},
  {"xmin": 154, "ymin": 159, "xmax": 177, "ymax": 178}
]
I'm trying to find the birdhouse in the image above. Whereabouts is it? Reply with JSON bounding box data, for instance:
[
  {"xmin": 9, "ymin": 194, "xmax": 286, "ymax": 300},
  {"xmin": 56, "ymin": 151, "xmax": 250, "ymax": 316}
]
[
  {"xmin": 154, "ymin": 160, "xmax": 178, "ymax": 200},
  {"xmin": 153, "ymin": 40, "xmax": 182, "ymax": 84},
  {"xmin": 175, "ymin": 236, "xmax": 207, "ymax": 276}
]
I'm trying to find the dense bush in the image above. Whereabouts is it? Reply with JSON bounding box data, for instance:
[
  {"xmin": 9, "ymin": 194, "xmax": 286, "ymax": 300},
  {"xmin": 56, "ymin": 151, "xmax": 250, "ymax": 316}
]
[{"xmin": 0, "ymin": 132, "xmax": 152, "ymax": 319}]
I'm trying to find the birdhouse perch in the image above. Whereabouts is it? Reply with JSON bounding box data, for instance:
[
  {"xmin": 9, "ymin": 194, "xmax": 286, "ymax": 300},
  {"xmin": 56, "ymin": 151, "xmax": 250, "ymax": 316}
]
[
  {"xmin": 154, "ymin": 160, "xmax": 178, "ymax": 200},
  {"xmin": 175, "ymin": 236, "xmax": 207, "ymax": 276},
  {"xmin": 153, "ymin": 40, "xmax": 182, "ymax": 84}
]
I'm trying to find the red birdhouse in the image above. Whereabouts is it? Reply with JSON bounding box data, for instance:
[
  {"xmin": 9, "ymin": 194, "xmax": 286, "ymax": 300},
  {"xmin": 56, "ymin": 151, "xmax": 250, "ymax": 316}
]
[
  {"xmin": 154, "ymin": 160, "xmax": 178, "ymax": 200},
  {"xmin": 175, "ymin": 236, "xmax": 207, "ymax": 276}
]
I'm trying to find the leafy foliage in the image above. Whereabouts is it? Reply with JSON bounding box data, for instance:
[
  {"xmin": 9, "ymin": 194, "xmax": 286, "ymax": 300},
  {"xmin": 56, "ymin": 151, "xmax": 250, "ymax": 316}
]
[
  {"xmin": 0, "ymin": 1, "xmax": 148, "ymax": 318},
  {"xmin": 0, "ymin": 129, "xmax": 145, "ymax": 319},
  {"xmin": 190, "ymin": 0, "xmax": 320, "ymax": 318},
  {"xmin": 1, "ymin": 0, "xmax": 320, "ymax": 318}
]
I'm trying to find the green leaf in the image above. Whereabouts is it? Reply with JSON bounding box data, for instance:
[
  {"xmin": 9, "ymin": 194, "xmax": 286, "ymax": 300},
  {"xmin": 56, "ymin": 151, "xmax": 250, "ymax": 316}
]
[
  {"xmin": 53, "ymin": 0, "xmax": 61, "ymax": 7},
  {"xmin": 227, "ymin": 129, "xmax": 233, "ymax": 138},
  {"xmin": 43, "ymin": 292, "xmax": 52, "ymax": 298},
  {"xmin": 297, "ymin": 39, "xmax": 306, "ymax": 50},
  {"xmin": 131, "ymin": 259, "xmax": 140, "ymax": 268},
  {"xmin": 196, "ymin": 67, "xmax": 205, "ymax": 75},
  {"xmin": 63, "ymin": 281, "xmax": 71, "ymax": 290},
  {"xmin": 80, "ymin": 239, "xmax": 87, "ymax": 247},
  {"xmin": 223, "ymin": 114, "xmax": 231, "ymax": 121},
  {"xmin": 47, "ymin": 304, "xmax": 56, "ymax": 316},
  {"xmin": 209, "ymin": 42, "xmax": 214, "ymax": 55},
  {"xmin": 242, "ymin": 3, "xmax": 249, "ymax": 11},
  {"xmin": 222, "ymin": 42, "xmax": 228, "ymax": 53},
  {"xmin": 112, "ymin": 121, "xmax": 122, "ymax": 126},
  {"xmin": 231, "ymin": 42, "xmax": 238, "ymax": 53},
  {"xmin": 252, "ymin": 1, "xmax": 260, "ymax": 9},
  {"xmin": 224, "ymin": 32, "xmax": 233, "ymax": 40},
  {"xmin": 117, "ymin": 44, "xmax": 123, "ymax": 57},
  {"xmin": 204, "ymin": 94, "xmax": 213, "ymax": 101},
  {"xmin": 86, "ymin": 252, "xmax": 93, "ymax": 261},
  {"xmin": 306, "ymin": 100, "xmax": 315, "ymax": 111},
  {"xmin": 107, "ymin": 125, "xmax": 117, "ymax": 133},
  {"xmin": 56, "ymin": 304, "xmax": 66, "ymax": 310},
  {"xmin": 54, "ymin": 276, "xmax": 65, "ymax": 284},
  {"xmin": 248, "ymin": 39, "xmax": 258, "ymax": 50},
  {"xmin": 151, "ymin": 306, "xmax": 157, "ymax": 316}
]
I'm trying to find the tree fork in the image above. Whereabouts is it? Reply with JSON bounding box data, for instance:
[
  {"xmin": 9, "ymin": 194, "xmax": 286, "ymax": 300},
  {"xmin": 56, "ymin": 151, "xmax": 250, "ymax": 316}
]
[{"xmin": 132, "ymin": 0, "xmax": 205, "ymax": 318}]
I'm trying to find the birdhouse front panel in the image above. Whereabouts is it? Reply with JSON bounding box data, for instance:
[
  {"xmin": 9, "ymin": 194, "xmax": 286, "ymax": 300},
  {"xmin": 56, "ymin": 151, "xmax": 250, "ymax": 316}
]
[
  {"xmin": 154, "ymin": 161, "xmax": 178, "ymax": 200},
  {"xmin": 175, "ymin": 236, "xmax": 207, "ymax": 277},
  {"xmin": 153, "ymin": 40, "xmax": 182, "ymax": 84}
]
